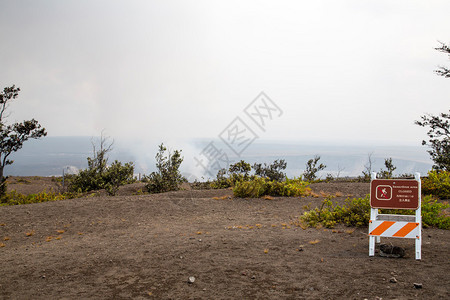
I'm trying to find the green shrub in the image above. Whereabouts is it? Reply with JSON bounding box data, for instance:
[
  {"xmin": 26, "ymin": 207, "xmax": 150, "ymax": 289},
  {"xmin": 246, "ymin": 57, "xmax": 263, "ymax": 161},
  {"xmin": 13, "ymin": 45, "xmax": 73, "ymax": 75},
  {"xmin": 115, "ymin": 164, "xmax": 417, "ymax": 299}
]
[
  {"xmin": 210, "ymin": 161, "xmax": 254, "ymax": 189},
  {"xmin": 266, "ymin": 178, "xmax": 311, "ymax": 197},
  {"xmin": 421, "ymin": 196, "xmax": 450, "ymax": 229},
  {"xmin": 300, "ymin": 196, "xmax": 371, "ymax": 228},
  {"xmin": 422, "ymin": 170, "xmax": 450, "ymax": 199},
  {"xmin": 0, "ymin": 177, "xmax": 7, "ymax": 199},
  {"xmin": 233, "ymin": 177, "xmax": 267, "ymax": 198},
  {"xmin": 0, "ymin": 190, "xmax": 75, "ymax": 206},
  {"xmin": 191, "ymin": 179, "xmax": 213, "ymax": 190},
  {"xmin": 210, "ymin": 168, "xmax": 234, "ymax": 189},
  {"xmin": 233, "ymin": 177, "xmax": 310, "ymax": 198},
  {"xmin": 253, "ymin": 159, "xmax": 287, "ymax": 182},
  {"xmin": 211, "ymin": 160, "xmax": 290, "ymax": 189},
  {"xmin": 228, "ymin": 160, "xmax": 253, "ymax": 184},
  {"xmin": 303, "ymin": 155, "xmax": 326, "ymax": 182},
  {"xmin": 69, "ymin": 160, "xmax": 134, "ymax": 195},
  {"xmin": 300, "ymin": 195, "xmax": 450, "ymax": 229},
  {"xmin": 103, "ymin": 161, "xmax": 135, "ymax": 195},
  {"xmin": 68, "ymin": 136, "xmax": 134, "ymax": 195},
  {"xmin": 378, "ymin": 157, "xmax": 397, "ymax": 179},
  {"xmin": 145, "ymin": 143, "xmax": 185, "ymax": 193}
]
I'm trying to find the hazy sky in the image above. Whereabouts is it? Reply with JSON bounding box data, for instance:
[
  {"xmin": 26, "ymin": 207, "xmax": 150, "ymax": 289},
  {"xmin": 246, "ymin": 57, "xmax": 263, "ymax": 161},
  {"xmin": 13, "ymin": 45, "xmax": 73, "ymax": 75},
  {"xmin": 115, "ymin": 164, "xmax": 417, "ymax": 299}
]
[{"xmin": 1, "ymin": 0, "xmax": 449, "ymax": 148}]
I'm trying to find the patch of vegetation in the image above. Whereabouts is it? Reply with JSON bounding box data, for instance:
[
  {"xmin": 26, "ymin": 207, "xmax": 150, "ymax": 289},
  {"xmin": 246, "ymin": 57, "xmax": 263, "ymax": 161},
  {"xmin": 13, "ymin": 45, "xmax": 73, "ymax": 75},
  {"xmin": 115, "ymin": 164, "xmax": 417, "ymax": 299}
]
[
  {"xmin": 233, "ymin": 177, "xmax": 311, "ymax": 198},
  {"xmin": 415, "ymin": 109, "xmax": 449, "ymax": 171},
  {"xmin": 302, "ymin": 155, "xmax": 326, "ymax": 182},
  {"xmin": 211, "ymin": 159, "xmax": 288, "ymax": 189},
  {"xmin": 300, "ymin": 196, "xmax": 371, "ymax": 228},
  {"xmin": 228, "ymin": 160, "xmax": 252, "ymax": 183},
  {"xmin": 210, "ymin": 168, "xmax": 234, "ymax": 189},
  {"xmin": 0, "ymin": 179, "xmax": 7, "ymax": 200},
  {"xmin": 51, "ymin": 176, "xmax": 63, "ymax": 183},
  {"xmin": 68, "ymin": 135, "xmax": 134, "ymax": 196},
  {"xmin": 0, "ymin": 85, "xmax": 47, "ymax": 185},
  {"xmin": 253, "ymin": 159, "xmax": 287, "ymax": 182},
  {"xmin": 420, "ymin": 197, "xmax": 450, "ymax": 229},
  {"xmin": 0, "ymin": 190, "xmax": 76, "ymax": 206},
  {"xmin": 232, "ymin": 176, "xmax": 266, "ymax": 197},
  {"xmin": 300, "ymin": 195, "xmax": 450, "ymax": 229},
  {"xmin": 15, "ymin": 178, "xmax": 32, "ymax": 184},
  {"xmin": 378, "ymin": 157, "xmax": 396, "ymax": 179},
  {"xmin": 144, "ymin": 143, "xmax": 186, "ymax": 193},
  {"xmin": 210, "ymin": 160, "xmax": 254, "ymax": 189},
  {"xmin": 191, "ymin": 179, "xmax": 213, "ymax": 190},
  {"xmin": 422, "ymin": 170, "xmax": 450, "ymax": 199}
]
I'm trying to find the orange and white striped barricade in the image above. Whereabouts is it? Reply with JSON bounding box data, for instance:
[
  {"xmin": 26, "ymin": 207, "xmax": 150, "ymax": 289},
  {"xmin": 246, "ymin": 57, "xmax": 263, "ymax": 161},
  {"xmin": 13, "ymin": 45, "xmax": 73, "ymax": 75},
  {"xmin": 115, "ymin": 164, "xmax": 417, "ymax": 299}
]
[{"xmin": 368, "ymin": 172, "xmax": 422, "ymax": 260}]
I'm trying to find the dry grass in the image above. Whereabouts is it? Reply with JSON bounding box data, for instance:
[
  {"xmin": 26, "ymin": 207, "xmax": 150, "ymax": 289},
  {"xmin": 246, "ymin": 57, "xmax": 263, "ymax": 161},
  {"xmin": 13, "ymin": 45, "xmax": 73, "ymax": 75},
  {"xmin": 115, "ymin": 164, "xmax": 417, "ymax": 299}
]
[
  {"xmin": 25, "ymin": 230, "xmax": 35, "ymax": 237},
  {"xmin": 319, "ymin": 191, "xmax": 330, "ymax": 197},
  {"xmin": 212, "ymin": 195, "xmax": 232, "ymax": 200}
]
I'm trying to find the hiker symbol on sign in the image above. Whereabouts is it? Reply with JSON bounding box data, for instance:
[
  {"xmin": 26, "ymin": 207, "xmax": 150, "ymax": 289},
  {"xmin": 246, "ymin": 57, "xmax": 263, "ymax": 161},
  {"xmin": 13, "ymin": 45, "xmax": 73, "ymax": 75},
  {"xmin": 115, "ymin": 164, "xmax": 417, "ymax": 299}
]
[{"xmin": 376, "ymin": 185, "xmax": 392, "ymax": 201}]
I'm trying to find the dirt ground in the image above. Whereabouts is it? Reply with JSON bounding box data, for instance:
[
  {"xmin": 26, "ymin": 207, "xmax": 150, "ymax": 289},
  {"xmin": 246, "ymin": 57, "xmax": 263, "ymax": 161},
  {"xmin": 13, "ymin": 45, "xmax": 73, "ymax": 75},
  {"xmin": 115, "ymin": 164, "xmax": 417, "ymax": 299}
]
[{"xmin": 0, "ymin": 179, "xmax": 449, "ymax": 299}]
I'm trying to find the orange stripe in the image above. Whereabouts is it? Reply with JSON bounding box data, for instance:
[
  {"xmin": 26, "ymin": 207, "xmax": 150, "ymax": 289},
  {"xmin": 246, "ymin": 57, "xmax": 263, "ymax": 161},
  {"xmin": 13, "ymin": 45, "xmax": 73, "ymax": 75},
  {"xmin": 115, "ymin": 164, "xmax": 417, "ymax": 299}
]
[
  {"xmin": 370, "ymin": 221, "xmax": 395, "ymax": 236},
  {"xmin": 392, "ymin": 223, "xmax": 419, "ymax": 237}
]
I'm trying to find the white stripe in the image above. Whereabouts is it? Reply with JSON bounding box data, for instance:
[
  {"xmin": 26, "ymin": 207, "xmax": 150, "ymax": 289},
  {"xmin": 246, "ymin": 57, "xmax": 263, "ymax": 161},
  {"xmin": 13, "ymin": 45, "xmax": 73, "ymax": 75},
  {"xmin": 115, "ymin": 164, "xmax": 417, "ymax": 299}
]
[{"xmin": 369, "ymin": 221, "xmax": 419, "ymax": 239}]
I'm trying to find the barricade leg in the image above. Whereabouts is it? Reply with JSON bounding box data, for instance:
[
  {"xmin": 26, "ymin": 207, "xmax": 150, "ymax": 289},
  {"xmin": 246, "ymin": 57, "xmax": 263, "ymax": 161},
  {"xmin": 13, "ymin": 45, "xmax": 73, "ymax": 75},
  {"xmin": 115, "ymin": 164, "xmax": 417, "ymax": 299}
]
[
  {"xmin": 369, "ymin": 201, "xmax": 379, "ymax": 256},
  {"xmin": 415, "ymin": 172, "xmax": 422, "ymax": 260},
  {"xmin": 415, "ymin": 236, "xmax": 421, "ymax": 260},
  {"xmin": 369, "ymin": 236, "xmax": 375, "ymax": 256}
]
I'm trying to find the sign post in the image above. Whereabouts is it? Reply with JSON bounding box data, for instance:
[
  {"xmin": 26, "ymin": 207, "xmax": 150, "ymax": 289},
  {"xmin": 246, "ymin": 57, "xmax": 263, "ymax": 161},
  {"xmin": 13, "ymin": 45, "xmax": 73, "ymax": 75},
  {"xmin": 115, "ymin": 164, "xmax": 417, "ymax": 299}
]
[{"xmin": 369, "ymin": 172, "xmax": 422, "ymax": 260}]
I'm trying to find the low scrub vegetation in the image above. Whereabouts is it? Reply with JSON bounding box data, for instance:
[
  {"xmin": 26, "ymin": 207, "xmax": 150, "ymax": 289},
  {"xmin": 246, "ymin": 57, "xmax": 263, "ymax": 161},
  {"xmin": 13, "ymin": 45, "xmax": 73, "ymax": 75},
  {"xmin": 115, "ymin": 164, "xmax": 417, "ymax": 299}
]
[
  {"xmin": 211, "ymin": 159, "xmax": 289, "ymax": 189},
  {"xmin": 300, "ymin": 196, "xmax": 371, "ymax": 228},
  {"xmin": 68, "ymin": 136, "xmax": 134, "ymax": 196},
  {"xmin": 144, "ymin": 143, "xmax": 186, "ymax": 193},
  {"xmin": 253, "ymin": 159, "xmax": 287, "ymax": 182},
  {"xmin": 422, "ymin": 170, "xmax": 450, "ymax": 199},
  {"xmin": 233, "ymin": 177, "xmax": 311, "ymax": 198},
  {"xmin": 300, "ymin": 195, "xmax": 450, "ymax": 230},
  {"xmin": 0, "ymin": 190, "xmax": 75, "ymax": 206},
  {"xmin": 210, "ymin": 160, "xmax": 254, "ymax": 189}
]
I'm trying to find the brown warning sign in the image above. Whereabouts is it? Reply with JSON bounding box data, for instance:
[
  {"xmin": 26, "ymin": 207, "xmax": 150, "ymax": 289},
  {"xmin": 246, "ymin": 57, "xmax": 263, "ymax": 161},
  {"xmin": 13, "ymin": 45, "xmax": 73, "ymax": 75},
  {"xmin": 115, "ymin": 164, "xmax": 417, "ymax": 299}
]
[{"xmin": 370, "ymin": 179, "xmax": 419, "ymax": 209}]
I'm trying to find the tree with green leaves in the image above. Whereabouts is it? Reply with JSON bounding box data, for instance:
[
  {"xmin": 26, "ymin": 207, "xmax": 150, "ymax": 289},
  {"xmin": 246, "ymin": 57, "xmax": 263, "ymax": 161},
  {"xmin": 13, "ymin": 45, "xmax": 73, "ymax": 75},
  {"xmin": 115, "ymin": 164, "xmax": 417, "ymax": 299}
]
[
  {"xmin": 415, "ymin": 110, "xmax": 450, "ymax": 171},
  {"xmin": 379, "ymin": 157, "xmax": 397, "ymax": 179},
  {"xmin": 253, "ymin": 159, "xmax": 287, "ymax": 182},
  {"xmin": 412, "ymin": 43, "xmax": 450, "ymax": 171},
  {"xmin": 228, "ymin": 160, "xmax": 252, "ymax": 181},
  {"xmin": 303, "ymin": 155, "xmax": 326, "ymax": 182},
  {"xmin": 0, "ymin": 85, "xmax": 47, "ymax": 179},
  {"xmin": 435, "ymin": 41, "xmax": 450, "ymax": 78}
]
